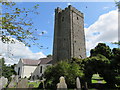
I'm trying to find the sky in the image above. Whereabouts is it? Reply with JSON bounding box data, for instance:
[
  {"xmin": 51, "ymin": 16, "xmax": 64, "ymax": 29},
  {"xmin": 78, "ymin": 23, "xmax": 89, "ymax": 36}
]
[{"xmin": 0, "ymin": 2, "xmax": 118, "ymax": 65}]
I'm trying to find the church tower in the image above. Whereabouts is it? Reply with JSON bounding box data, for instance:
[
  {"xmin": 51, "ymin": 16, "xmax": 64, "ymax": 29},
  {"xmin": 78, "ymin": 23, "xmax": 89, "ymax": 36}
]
[{"xmin": 53, "ymin": 5, "xmax": 86, "ymax": 63}]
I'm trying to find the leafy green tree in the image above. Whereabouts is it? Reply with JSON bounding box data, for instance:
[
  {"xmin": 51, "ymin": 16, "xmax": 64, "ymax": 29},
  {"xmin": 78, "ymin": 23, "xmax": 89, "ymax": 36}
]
[
  {"xmin": 1, "ymin": 1, "xmax": 41, "ymax": 47},
  {"xmin": 0, "ymin": 58, "xmax": 16, "ymax": 80},
  {"xmin": 44, "ymin": 61, "xmax": 84, "ymax": 89},
  {"xmin": 47, "ymin": 54, "xmax": 52, "ymax": 57},
  {"xmin": 83, "ymin": 54, "xmax": 116, "ymax": 87},
  {"xmin": 112, "ymin": 41, "xmax": 120, "ymax": 45},
  {"xmin": 90, "ymin": 43, "xmax": 112, "ymax": 59},
  {"xmin": 115, "ymin": 1, "xmax": 120, "ymax": 11},
  {"xmin": 111, "ymin": 48, "xmax": 120, "ymax": 85}
]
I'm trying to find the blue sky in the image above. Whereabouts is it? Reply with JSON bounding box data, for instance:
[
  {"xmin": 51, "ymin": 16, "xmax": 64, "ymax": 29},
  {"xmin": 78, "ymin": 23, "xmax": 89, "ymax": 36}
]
[
  {"xmin": 1, "ymin": 2, "xmax": 118, "ymax": 64},
  {"xmin": 26, "ymin": 2, "xmax": 117, "ymax": 55}
]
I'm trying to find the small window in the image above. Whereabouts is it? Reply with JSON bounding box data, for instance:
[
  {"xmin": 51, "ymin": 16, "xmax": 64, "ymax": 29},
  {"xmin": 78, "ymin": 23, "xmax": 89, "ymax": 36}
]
[
  {"xmin": 77, "ymin": 17, "xmax": 79, "ymax": 20},
  {"xmin": 40, "ymin": 66, "xmax": 42, "ymax": 73},
  {"xmin": 62, "ymin": 17, "xmax": 64, "ymax": 21},
  {"xmin": 18, "ymin": 67, "xmax": 20, "ymax": 75},
  {"xmin": 79, "ymin": 48, "xmax": 80, "ymax": 51},
  {"xmin": 75, "ymin": 41, "xmax": 76, "ymax": 43}
]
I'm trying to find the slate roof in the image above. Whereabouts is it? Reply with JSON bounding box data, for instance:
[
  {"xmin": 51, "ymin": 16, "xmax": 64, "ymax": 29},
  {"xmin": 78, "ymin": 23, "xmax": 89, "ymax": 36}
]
[
  {"xmin": 39, "ymin": 57, "xmax": 52, "ymax": 64},
  {"xmin": 21, "ymin": 57, "xmax": 52, "ymax": 65},
  {"xmin": 22, "ymin": 59, "xmax": 40, "ymax": 65}
]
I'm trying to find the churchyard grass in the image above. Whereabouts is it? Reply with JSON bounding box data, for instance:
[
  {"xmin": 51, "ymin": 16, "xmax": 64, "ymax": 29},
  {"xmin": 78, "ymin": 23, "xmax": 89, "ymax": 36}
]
[
  {"xmin": 28, "ymin": 81, "xmax": 41, "ymax": 88},
  {"xmin": 91, "ymin": 74, "xmax": 106, "ymax": 84}
]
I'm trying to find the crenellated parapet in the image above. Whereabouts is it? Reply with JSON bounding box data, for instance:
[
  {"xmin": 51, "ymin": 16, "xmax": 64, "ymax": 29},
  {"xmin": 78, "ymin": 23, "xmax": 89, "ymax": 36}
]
[{"xmin": 55, "ymin": 5, "xmax": 83, "ymax": 18}]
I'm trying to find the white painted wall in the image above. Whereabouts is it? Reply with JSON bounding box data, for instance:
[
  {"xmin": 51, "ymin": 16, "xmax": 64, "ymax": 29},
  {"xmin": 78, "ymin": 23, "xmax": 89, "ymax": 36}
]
[
  {"xmin": 23, "ymin": 65, "xmax": 37, "ymax": 78},
  {"xmin": 32, "ymin": 64, "xmax": 52, "ymax": 78},
  {"xmin": 15, "ymin": 59, "xmax": 38, "ymax": 78}
]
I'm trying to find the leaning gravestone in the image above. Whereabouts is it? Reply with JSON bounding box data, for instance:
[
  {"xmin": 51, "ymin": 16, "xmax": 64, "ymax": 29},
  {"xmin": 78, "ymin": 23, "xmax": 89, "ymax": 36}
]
[
  {"xmin": 0, "ymin": 76, "xmax": 8, "ymax": 89},
  {"xmin": 17, "ymin": 78, "xmax": 28, "ymax": 88},
  {"xmin": 8, "ymin": 75, "xmax": 17, "ymax": 88}
]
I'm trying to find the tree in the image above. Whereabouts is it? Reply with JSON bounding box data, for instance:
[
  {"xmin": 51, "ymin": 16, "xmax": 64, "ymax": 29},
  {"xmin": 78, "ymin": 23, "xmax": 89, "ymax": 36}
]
[
  {"xmin": 1, "ymin": 1, "xmax": 41, "ymax": 47},
  {"xmin": 111, "ymin": 48, "xmax": 120, "ymax": 85},
  {"xmin": 115, "ymin": 0, "xmax": 120, "ymax": 11},
  {"xmin": 83, "ymin": 54, "xmax": 116, "ymax": 87},
  {"xmin": 90, "ymin": 43, "xmax": 112, "ymax": 59},
  {"xmin": 47, "ymin": 54, "xmax": 52, "ymax": 57},
  {"xmin": 44, "ymin": 61, "xmax": 84, "ymax": 89},
  {"xmin": 112, "ymin": 41, "xmax": 120, "ymax": 45},
  {"xmin": 0, "ymin": 58, "xmax": 16, "ymax": 80}
]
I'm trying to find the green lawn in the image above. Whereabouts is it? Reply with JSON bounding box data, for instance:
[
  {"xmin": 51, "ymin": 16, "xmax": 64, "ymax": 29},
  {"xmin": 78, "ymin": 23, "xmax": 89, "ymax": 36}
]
[
  {"xmin": 92, "ymin": 74, "xmax": 106, "ymax": 84},
  {"xmin": 28, "ymin": 81, "xmax": 41, "ymax": 88}
]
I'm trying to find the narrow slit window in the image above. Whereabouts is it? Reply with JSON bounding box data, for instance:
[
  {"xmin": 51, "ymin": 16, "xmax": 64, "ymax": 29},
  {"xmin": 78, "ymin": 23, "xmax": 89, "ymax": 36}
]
[
  {"xmin": 77, "ymin": 17, "xmax": 79, "ymax": 20},
  {"xmin": 62, "ymin": 17, "xmax": 64, "ymax": 21}
]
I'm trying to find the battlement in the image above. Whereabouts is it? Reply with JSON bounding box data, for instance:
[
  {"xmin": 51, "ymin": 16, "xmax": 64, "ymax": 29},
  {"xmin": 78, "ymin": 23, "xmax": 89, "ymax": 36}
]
[{"xmin": 55, "ymin": 5, "xmax": 83, "ymax": 18}]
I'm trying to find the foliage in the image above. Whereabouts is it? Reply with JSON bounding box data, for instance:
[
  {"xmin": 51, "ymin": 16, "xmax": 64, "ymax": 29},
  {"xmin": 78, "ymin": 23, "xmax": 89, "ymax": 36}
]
[
  {"xmin": 82, "ymin": 54, "xmax": 117, "ymax": 88},
  {"xmin": 44, "ymin": 61, "xmax": 84, "ymax": 89},
  {"xmin": 115, "ymin": 0, "xmax": 120, "ymax": 11},
  {"xmin": 0, "ymin": 58, "xmax": 16, "ymax": 80},
  {"xmin": 47, "ymin": 54, "xmax": 52, "ymax": 57},
  {"xmin": 90, "ymin": 43, "xmax": 112, "ymax": 59},
  {"xmin": 112, "ymin": 41, "xmax": 120, "ymax": 45},
  {"xmin": 1, "ymin": 1, "xmax": 41, "ymax": 47},
  {"xmin": 111, "ymin": 48, "xmax": 120, "ymax": 85}
]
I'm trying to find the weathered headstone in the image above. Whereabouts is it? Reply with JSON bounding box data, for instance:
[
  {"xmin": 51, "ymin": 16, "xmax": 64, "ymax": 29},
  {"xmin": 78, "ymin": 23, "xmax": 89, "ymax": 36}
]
[
  {"xmin": 8, "ymin": 75, "xmax": 17, "ymax": 88},
  {"xmin": 17, "ymin": 78, "xmax": 28, "ymax": 88},
  {"xmin": 84, "ymin": 82, "xmax": 88, "ymax": 90},
  {"xmin": 76, "ymin": 77, "xmax": 81, "ymax": 90},
  {"xmin": 8, "ymin": 80, "xmax": 16, "ymax": 88},
  {"xmin": 57, "ymin": 76, "xmax": 67, "ymax": 90},
  {"xmin": 0, "ymin": 76, "xmax": 8, "ymax": 89}
]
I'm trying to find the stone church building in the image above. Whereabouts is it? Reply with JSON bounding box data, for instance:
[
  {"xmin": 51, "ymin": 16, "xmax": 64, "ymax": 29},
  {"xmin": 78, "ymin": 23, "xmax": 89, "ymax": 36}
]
[{"xmin": 15, "ymin": 5, "xmax": 86, "ymax": 79}]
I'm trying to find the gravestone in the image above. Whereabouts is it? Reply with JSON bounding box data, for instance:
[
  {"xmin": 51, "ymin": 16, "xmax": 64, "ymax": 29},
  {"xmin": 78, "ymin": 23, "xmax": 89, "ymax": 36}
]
[
  {"xmin": 76, "ymin": 77, "xmax": 81, "ymax": 90},
  {"xmin": 0, "ymin": 76, "xmax": 8, "ymax": 89},
  {"xmin": 17, "ymin": 78, "xmax": 28, "ymax": 88},
  {"xmin": 8, "ymin": 79, "xmax": 16, "ymax": 88},
  {"xmin": 8, "ymin": 75, "xmax": 17, "ymax": 88},
  {"xmin": 57, "ymin": 76, "xmax": 67, "ymax": 90},
  {"xmin": 84, "ymin": 82, "xmax": 88, "ymax": 90}
]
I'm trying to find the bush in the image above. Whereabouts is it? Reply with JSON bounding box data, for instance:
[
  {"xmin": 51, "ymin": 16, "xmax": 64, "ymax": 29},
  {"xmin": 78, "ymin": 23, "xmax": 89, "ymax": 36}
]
[{"xmin": 44, "ymin": 61, "xmax": 84, "ymax": 89}]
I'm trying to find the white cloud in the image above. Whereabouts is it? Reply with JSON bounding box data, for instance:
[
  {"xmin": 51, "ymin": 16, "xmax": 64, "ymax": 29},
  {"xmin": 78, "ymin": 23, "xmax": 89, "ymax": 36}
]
[
  {"xmin": 103, "ymin": 6, "xmax": 109, "ymax": 10},
  {"xmin": 67, "ymin": 3, "xmax": 71, "ymax": 6},
  {"xmin": 0, "ymin": 38, "xmax": 46, "ymax": 65},
  {"xmin": 85, "ymin": 9, "xmax": 118, "ymax": 56}
]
